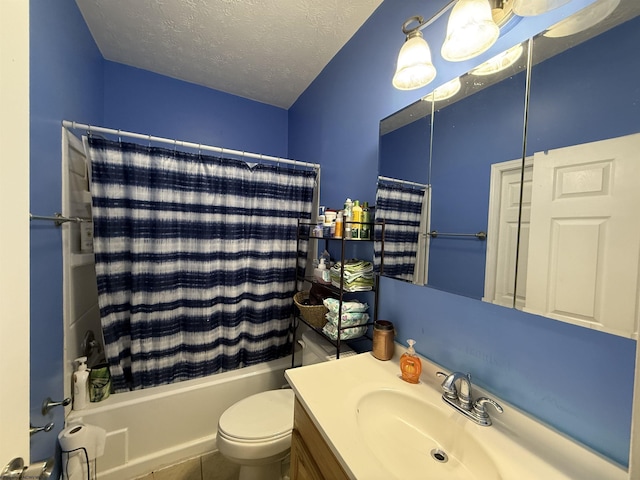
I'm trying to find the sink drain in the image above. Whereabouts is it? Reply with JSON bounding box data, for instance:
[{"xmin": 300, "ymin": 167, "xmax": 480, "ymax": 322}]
[{"xmin": 430, "ymin": 449, "xmax": 449, "ymax": 463}]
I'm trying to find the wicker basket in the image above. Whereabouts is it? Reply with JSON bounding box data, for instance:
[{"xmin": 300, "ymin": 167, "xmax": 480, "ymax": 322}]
[{"xmin": 293, "ymin": 291, "xmax": 328, "ymax": 328}]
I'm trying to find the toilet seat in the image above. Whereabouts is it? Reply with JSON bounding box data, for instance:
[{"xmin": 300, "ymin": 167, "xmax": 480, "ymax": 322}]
[{"xmin": 218, "ymin": 389, "xmax": 294, "ymax": 442}]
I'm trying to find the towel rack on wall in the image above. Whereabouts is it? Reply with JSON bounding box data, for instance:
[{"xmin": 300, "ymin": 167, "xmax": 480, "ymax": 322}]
[
  {"xmin": 30, "ymin": 213, "xmax": 91, "ymax": 227},
  {"xmin": 428, "ymin": 230, "xmax": 487, "ymax": 240}
]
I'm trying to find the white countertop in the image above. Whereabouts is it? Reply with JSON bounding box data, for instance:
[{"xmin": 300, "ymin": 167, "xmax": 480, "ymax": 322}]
[{"xmin": 285, "ymin": 348, "xmax": 626, "ymax": 480}]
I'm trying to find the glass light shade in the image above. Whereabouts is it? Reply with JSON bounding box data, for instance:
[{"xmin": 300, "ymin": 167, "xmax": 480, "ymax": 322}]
[
  {"xmin": 470, "ymin": 43, "xmax": 524, "ymax": 76},
  {"xmin": 512, "ymin": 0, "xmax": 571, "ymax": 16},
  {"xmin": 422, "ymin": 77, "xmax": 462, "ymax": 102},
  {"xmin": 392, "ymin": 32, "xmax": 437, "ymax": 90},
  {"xmin": 544, "ymin": 0, "xmax": 619, "ymax": 38},
  {"xmin": 441, "ymin": 0, "xmax": 500, "ymax": 62}
]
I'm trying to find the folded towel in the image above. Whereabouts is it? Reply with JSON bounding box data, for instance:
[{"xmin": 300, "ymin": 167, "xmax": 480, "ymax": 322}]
[{"xmin": 330, "ymin": 259, "xmax": 374, "ymax": 292}]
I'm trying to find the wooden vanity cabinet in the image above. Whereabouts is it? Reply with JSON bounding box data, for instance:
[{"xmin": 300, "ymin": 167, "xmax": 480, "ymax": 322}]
[{"xmin": 290, "ymin": 398, "xmax": 350, "ymax": 480}]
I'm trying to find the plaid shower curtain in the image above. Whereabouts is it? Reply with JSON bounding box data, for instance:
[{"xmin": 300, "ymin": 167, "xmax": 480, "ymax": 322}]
[
  {"xmin": 87, "ymin": 137, "xmax": 316, "ymax": 392},
  {"xmin": 374, "ymin": 179, "xmax": 428, "ymax": 284}
]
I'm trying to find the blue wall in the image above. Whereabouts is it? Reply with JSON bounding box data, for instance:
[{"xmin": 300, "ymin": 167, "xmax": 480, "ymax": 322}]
[
  {"xmin": 527, "ymin": 18, "xmax": 640, "ymax": 152},
  {"xmin": 379, "ymin": 116, "xmax": 430, "ymax": 184},
  {"xmin": 103, "ymin": 62, "xmax": 288, "ymax": 157},
  {"xmin": 429, "ymin": 71, "xmax": 527, "ymax": 298},
  {"xmin": 30, "ymin": 0, "xmax": 103, "ymax": 463},
  {"xmin": 289, "ymin": 0, "xmax": 636, "ymax": 467}
]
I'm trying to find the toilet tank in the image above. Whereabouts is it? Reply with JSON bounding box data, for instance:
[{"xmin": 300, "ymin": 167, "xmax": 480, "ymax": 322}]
[{"xmin": 300, "ymin": 330, "xmax": 356, "ymax": 365}]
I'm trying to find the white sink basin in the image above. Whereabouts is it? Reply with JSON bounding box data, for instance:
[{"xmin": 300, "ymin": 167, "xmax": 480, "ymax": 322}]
[
  {"xmin": 356, "ymin": 390, "xmax": 500, "ymax": 480},
  {"xmin": 285, "ymin": 351, "xmax": 626, "ymax": 480}
]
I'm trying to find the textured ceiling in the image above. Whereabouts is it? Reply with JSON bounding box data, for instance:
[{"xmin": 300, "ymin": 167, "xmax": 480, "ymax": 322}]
[{"xmin": 75, "ymin": 0, "xmax": 383, "ymax": 109}]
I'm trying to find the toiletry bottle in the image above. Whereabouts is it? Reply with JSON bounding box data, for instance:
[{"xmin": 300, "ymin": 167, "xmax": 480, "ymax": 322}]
[
  {"xmin": 361, "ymin": 201, "xmax": 371, "ymax": 240},
  {"xmin": 351, "ymin": 200, "xmax": 362, "ymax": 239},
  {"xmin": 317, "ymin": 258, "xmax": 330, "ymax": 284},
  {"xmin": 73, "ymin": 356, "xmax": 90, "ymax": 410},
  {"xmin": 400, "ymin": 339, "xmax": 422, "ymax": 384},
  {"xmin": 344, "ymin": 198, "xmax": 353, "ymax": 238},
  {"xmin": 320, "ymin": 249, "xmax": 331, "ymax": 267},
  {"xmin": 334, "ymin": 211, "xmax": 343, "ymax": 238}
]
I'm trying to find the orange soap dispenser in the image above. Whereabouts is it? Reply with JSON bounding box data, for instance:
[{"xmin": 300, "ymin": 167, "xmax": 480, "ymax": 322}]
[{"xmin": 400, "ymin": 339, "xmax": 422, "ymax": 384}]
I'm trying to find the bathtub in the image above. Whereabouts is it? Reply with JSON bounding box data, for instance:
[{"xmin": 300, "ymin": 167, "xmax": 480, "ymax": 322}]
[{"xmin": 66, "ymin": 354, "xmax": 295, "ymax": 480}]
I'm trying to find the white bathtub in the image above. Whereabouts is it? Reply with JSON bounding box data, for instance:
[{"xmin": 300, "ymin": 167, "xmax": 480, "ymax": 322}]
[{"xmin": 66, "ymin": 355, "xmax": 295, "ymax": 480}]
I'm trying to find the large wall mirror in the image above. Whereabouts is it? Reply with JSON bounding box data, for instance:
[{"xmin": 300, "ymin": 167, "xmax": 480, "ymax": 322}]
[{"xmin": 378, "ymin": 0, "xmax": 640, "ymax": 338}]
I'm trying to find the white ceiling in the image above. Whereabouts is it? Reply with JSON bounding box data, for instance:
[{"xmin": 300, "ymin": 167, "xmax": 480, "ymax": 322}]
[{"xmin": 75, "ymin": 0, "xmax": 383, "ymax": 109}]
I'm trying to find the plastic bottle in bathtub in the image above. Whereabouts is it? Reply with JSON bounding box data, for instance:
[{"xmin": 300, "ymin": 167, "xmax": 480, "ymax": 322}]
[
  {"xmin": 400, "ymin": 340, "xmax": 422, "ymax": 384},
  {"xmin": 73, "ymin": 356, "xmax": 90, "ymax": 410}
]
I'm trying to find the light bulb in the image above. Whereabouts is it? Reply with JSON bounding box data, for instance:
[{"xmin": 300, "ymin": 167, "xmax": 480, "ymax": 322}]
[
  {"xmin": 441, "ymin": 0, "xmax": 500, "ymax": 62},
  {"xmin": 393, "ymin": 31, "xmax": 437, "ymax": 90}
]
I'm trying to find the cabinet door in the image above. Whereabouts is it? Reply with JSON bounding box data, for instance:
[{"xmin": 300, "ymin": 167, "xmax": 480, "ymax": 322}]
[
  {"xmin": 290, "ymin": 430, "xmax": 324, "ymax": 480},
  {"xmin": 292, "ymin": 398, "xmax": 350, "ymax": 479},
  {"xmin": 524, "ymin": 133, "xmax": 640, "ymax": 337}
]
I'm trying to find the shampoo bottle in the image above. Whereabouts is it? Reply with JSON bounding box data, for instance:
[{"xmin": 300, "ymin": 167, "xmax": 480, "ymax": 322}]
[
  {"xmin": 73, "ymin": 356, "xmax": 90, "ymax": 410},
  {"xmin": 400, "ymin": 339, "xmax": 422, "ymax": 384},
  {"xmin": 344, "ymin": 198, "xmax": 353, "ymax": 238},
  {"xmin": 361, "ymin": 201, "xmax": 371, "ymax": 240},
  {"xmin": 351, "ymin": 200, "xmax": 362, "ymax": 239},
  {"xmin": 334, "ymin": 211, "xmax": 343, "ymax": 238}
]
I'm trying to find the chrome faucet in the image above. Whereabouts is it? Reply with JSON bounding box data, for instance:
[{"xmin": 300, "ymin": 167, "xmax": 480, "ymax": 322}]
[
  {"xmin": 439, "ymin": 371, "xmax": 472, "ymax": 410},
  {"xmin": 436, "ymin": 371, "xmax": 503, "ymax": 426}
]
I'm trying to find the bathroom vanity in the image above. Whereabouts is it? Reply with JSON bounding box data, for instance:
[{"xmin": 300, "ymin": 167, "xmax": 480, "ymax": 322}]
[
  {"xmin": 285, "ymin": 350, "xmax": 626, "ymax": 480},
  {"xmin": 290, "ymin": 398, "xmax": 348, "ymax": 480}
]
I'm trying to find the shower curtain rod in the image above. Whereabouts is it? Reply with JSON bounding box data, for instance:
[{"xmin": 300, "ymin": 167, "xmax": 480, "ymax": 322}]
[
  {"xmin": 378, "ymin": 175, "xmax": 428, "ymax": 189},
  {"xmin": 62, "ymin": 120, "xmax": 320, "ymax": 171}
]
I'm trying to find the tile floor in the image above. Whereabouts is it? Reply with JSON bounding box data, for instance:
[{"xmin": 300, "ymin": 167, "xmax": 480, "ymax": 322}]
[{"xmin": 133, "ymin": 451, "xmax": 239, "ymax": 480}]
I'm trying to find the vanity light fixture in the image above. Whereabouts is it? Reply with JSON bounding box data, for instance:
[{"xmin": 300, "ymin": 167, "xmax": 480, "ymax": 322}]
[
  {"xmin": 392, "ymin": 16, "xmax": 438, "ymax": 90},
  {"xmin": 393, "ymin": 0, "xmax": 514, "ymax": 90},
  {"xmin": 469, "ymin": 43, "xmax": 524, "ymax": 75},
  {"xmin": 512, "ymin": 0, "xmax": 571, "ymax": 16},
  {"xmin": 441, "ymin": 0, "xmax": 500, "ymax": 62},
  {"xmin": 544, "ymin": 0, "xmax": 619, "ymax": 37},
  {"xmin": 422, "ymin": 77, "xmax": 462, "ymax": 102}
]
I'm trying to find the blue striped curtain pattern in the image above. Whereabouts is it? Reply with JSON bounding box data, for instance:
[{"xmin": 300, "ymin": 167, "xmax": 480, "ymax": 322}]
[
  {"xmin": 374, "ymin": 180, "xmax": 427, "ymax": 282},
  {"xmin": 87, "ymin": 138, "xmax": 316, "ymax": 392}
]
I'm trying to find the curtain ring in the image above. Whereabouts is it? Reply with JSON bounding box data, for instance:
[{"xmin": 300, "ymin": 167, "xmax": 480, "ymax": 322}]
[{"xmin": 117, "ymin": 129, "xmax": 122, "ymax": 143}]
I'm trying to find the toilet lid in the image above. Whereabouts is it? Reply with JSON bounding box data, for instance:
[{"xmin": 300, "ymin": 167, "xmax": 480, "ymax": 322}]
[{"xmin": 218, "ymin": 389, "xmax": 295, "ymax": 441}]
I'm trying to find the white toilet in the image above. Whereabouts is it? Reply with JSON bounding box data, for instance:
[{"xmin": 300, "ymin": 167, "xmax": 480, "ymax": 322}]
[{"xmin": 216, "ymin": 330, "xmax": 355, "ymax": 480}]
